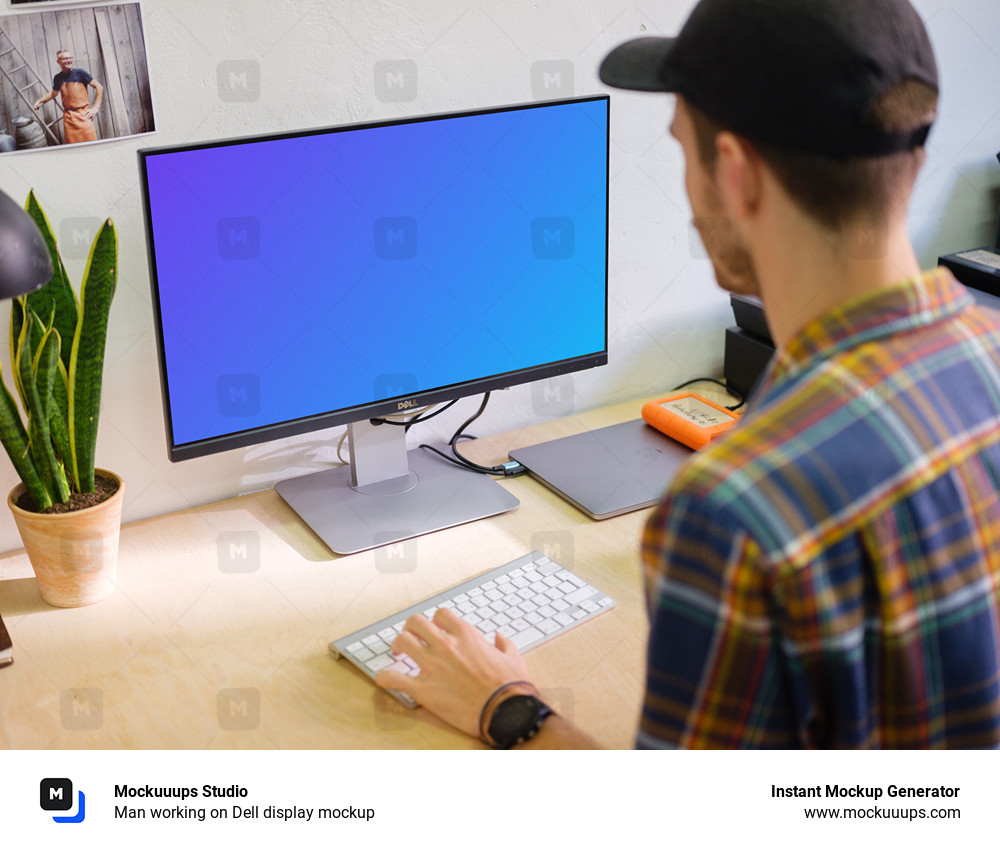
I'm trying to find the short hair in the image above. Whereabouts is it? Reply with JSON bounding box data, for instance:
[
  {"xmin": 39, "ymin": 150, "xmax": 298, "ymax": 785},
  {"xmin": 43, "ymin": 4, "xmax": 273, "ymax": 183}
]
[
  {"xmin": 56, "ymin": 49, "xmax": 70, "ymax": 58},
  {"xmin": 686, "ymin": 79, "xmax": 938, "ymax": 231}
]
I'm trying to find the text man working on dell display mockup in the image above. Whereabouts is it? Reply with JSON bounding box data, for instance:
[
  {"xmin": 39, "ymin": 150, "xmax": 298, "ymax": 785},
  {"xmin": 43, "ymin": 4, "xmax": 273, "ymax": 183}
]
[{"xmin": 376, "ymin": 0, "xmax": 1000, "ymax": 748}]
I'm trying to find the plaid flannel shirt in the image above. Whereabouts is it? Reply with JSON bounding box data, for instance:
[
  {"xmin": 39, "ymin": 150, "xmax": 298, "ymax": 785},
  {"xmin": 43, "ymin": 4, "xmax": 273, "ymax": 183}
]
[{"xmin": 639, "ymin": 268, "xmax": 1000, "ymax": 748}]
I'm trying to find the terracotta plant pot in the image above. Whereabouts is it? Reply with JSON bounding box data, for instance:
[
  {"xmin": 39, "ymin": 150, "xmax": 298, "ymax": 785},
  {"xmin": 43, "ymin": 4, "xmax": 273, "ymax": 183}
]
[{"xmin": 7, "ymin": 469, "xmax": 124, "ymax": 608}]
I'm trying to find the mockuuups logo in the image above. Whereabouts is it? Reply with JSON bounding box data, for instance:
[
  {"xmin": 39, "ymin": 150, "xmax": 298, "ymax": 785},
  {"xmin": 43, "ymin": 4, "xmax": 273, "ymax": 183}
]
[{"xmin": 40, "ymin": 778, "xmax": 86, "ymax": 823}]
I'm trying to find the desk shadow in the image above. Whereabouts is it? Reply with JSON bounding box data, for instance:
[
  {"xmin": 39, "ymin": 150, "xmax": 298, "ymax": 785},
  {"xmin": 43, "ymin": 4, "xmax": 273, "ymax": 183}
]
[{"xmin": 0, "ymin": 577, "xmax": 50, "ymax": 616}]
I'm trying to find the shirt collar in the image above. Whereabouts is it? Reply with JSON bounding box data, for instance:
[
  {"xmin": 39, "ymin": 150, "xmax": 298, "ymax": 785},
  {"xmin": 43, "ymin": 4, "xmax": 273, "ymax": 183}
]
[{"xmin": 758, "ymin": 267, "xmax": 973, "ymax": 394}]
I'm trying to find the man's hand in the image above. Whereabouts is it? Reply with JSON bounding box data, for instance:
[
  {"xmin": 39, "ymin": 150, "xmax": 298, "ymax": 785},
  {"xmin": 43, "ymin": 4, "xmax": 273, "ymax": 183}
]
[
  {"xmin": 34, "ymin": 91, "xmax": 55, "ymax": 111},
  {"xmin": 375, "ymin": 607, "xmax": 532, "ymax": 740}
]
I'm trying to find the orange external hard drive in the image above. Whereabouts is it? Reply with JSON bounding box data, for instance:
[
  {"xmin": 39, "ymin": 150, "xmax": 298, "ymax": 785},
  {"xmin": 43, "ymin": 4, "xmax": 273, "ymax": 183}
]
[{"xmin": 641, "ymin": 392, "xmax": 740, "ymax": 450}]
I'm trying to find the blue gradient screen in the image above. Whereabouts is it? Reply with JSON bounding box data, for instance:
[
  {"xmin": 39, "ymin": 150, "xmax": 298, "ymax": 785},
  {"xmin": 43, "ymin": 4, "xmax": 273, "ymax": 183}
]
[{"xmin": 142, "ymin": 97, "xmax": 608, "ymax": 449}]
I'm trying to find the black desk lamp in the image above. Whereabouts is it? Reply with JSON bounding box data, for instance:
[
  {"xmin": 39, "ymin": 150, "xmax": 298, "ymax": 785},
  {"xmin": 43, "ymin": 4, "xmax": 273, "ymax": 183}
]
[{"xmin": 0, "ymin": 188, "xmax": 53, "ymax": 298}]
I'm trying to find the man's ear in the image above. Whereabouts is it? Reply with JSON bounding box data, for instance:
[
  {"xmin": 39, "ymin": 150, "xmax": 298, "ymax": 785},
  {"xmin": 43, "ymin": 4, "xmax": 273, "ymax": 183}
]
[{"xmin": 714, "ymin": 131, "xmax": 763, "ymax": 222}]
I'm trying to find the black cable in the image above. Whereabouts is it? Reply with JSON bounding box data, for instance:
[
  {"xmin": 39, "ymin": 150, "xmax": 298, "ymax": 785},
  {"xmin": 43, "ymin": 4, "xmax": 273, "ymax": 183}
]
[
  {"xmin": 418, "ymin": 392, "xmax": 527, "ymax": 478},
  {"xmin": 670, "ymin": 376, "xmax": 745, "ymax": 411}
]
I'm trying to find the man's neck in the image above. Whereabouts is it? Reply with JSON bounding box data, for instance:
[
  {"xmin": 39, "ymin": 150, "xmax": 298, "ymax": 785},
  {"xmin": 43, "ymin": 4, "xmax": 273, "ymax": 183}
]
[{"xmin": 754, "ymin": 208, "xmax": 923, "ymax": 350}]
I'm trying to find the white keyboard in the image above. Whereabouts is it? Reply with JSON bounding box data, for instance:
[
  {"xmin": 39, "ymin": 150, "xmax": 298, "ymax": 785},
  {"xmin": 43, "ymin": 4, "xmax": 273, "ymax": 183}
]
[{"xmin": 329, "ymin": 550, "xmax": 616, "ymax": 708}]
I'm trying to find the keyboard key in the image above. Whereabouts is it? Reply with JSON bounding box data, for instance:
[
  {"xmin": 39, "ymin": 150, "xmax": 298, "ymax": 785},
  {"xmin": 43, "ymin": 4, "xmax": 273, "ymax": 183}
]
[
  {"xmin": 365, "ymin": 654, "xmax": 395, "ymax": 673},
  {"xmin": 512, "ymin": 626, "xmax": 544, "ymax": 649},
  {"xmin": 565, "ymin": 586, "xmax": 598, "ymax": 606}
]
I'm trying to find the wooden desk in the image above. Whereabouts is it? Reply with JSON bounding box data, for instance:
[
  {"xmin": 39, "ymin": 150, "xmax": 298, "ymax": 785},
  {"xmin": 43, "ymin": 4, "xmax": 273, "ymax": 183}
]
[{"xmin": 0, "ymin": 395, "xmax": 716, "ymax": 750}]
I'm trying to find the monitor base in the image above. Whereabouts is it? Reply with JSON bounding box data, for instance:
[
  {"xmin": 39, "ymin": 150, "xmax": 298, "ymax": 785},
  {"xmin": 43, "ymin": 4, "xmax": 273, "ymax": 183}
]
[{"xmin": 275, "ymin": 447, "xmax": 519, "ymax": 555}]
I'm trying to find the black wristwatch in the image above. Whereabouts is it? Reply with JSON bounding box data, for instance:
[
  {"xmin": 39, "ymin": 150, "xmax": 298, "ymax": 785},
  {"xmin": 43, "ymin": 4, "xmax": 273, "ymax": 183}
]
[{"xmin": 486, "ymin": 693, "xmax": 553, "ymax": 749}]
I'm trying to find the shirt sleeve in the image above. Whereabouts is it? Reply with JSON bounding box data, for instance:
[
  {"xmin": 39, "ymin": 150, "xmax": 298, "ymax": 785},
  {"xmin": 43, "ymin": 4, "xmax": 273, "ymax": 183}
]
[{"xmin": 637, "ymin": 485, "xmax": 796, "ymax": 748}]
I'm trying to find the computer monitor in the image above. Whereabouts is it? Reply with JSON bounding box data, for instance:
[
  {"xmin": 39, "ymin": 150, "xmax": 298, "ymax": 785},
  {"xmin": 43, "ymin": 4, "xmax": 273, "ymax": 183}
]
[{"xmin": 138, "ymin": 95, "xmax": 609, "ymax": 554}]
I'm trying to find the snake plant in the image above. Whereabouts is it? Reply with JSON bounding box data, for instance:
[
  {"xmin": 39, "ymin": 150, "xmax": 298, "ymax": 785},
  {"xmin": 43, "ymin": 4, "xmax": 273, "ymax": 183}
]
[{"xmin": 0, "ymin": 191, "xmax": 116, "ymax": 511}]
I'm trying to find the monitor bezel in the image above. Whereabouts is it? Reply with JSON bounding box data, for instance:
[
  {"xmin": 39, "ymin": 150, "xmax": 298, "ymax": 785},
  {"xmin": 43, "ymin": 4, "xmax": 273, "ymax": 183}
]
[{"xmin": 138, "ymin": 95, "xmax": 610, "ymax": 462}]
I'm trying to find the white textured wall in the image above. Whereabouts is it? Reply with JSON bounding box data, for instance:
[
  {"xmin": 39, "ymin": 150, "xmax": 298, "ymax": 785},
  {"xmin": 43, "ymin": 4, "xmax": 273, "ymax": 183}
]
[{"xmin": 1, "ymin": 0, "xmax": 998, "ymax": 553}]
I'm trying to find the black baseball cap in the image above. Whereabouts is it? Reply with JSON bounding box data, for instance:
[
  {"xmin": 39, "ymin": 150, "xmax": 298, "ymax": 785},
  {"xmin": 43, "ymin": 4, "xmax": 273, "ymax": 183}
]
[{"xmin": 599, "ymin": 0, "xmax": 938, "ymax": 157}]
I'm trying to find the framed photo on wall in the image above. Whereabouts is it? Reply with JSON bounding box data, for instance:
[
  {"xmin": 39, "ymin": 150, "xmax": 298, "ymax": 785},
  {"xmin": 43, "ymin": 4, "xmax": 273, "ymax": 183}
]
[{"xmin": 0, "ymin": 1, "xmax": 155, "ymax": 152}]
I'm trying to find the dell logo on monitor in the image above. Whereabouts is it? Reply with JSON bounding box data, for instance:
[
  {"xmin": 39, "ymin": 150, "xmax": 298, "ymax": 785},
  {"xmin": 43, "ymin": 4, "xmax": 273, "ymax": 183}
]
[{"xmin": 396, "ymin": 399, "xmax": 419, "ymax": 410}]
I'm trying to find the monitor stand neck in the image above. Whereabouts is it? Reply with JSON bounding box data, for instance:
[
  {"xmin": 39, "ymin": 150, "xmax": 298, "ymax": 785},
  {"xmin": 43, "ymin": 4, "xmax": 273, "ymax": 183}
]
[
  {"xmin": 347, "ymin": 419, "xmax": 417, "ymax": 495},
  {"xmin": 274, "ymin": 416, "xmax": 519, "ymax": 555}
]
